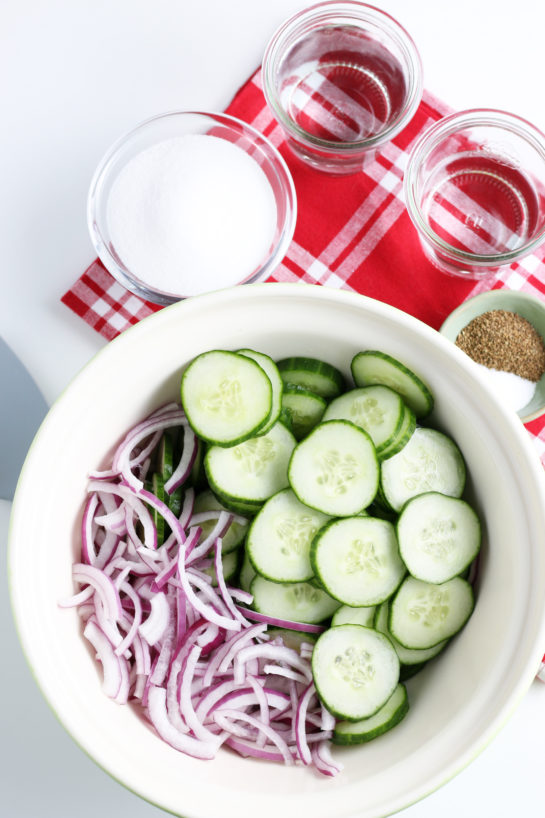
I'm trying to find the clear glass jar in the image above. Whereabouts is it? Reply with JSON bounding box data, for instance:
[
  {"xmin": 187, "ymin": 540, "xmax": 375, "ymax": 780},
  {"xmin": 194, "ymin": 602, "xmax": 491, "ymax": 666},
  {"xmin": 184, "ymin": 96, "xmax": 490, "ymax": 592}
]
[
  {"xmin": 262, "ymin": 1, "xmax": 422, "ymax": 175},
  {"xmin": 404, "ymin": 109, "xmax": 545, "ymax": 279}
]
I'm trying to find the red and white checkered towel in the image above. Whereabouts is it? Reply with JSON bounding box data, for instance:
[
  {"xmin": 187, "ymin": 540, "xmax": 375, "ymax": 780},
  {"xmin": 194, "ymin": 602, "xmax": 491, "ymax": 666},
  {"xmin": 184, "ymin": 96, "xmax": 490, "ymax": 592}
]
[{"xmin": 61, "ymin": 68, "xmax": 545, "ymax": 678}]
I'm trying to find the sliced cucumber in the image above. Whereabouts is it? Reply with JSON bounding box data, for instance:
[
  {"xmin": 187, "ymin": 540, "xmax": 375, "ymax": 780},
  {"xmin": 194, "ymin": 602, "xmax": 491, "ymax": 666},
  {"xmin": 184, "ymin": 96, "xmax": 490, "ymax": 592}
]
[
  {"xmin": 332, "ymin": 604, "xmax": 376, "ymax": 628},
  {"xmin": 310, "ymin": 516, "xmax": 405, "ymax": 607},
  {"xmin": 323, "ymin": 386, "xmax": 405, "ymax": 455},
  {"xmin": 181, "ymin": 350, "xmax": 272, "ymax": 447},
  {"xmin": 193, "ymin": 489, "xmax": 249, "ymax": 554},
  {"xmin": 247, "ymin": 488, "xmax": 330, "ymax": 583},
  {"xmin": 332, "ymin": 683, "xmax": 408, "ymax": 745},
  {"xmin": 281, "ymin": 385, "xmax": 327, "ymax": 440},
  {"xmin": 151, "ymin": 473, "xmax": 166, "ymax": 546},
  {"xmin": 381, "ymin": 427, "xmax": 466, "ymax": 512},
  {"xmin": 156, "ymin": 432, "xmax": 175, "ymax": 481},
  {"xmin": 267, "ymin": 628, "xmax": 318, "ymax": 651},
  {"xmin": 288, "ymin": 420, "xmax": 379, "ymax": 516},
  {"xmin": 351, "ymin": 350, "xmax": 434, "ymax": 418},
  {"xmin": 237, "ymin": 348, "xmax": 283, "ymax": 436},
  {"xmin": 250, "ymin": 575, "xmax": 339, "ymax": 624},
  {"xmin": 238, "ymin": 549, "xmax": 257, "ymax": 593},
  {"xmin": 312, "ymin": 625, "xmax": 400, "ymax": 720},
  {"xmin": 378, "ymin": 404, "xmax": 416, "ymax": 461},
  {"xmin": 205, "ymin": 421, "xmax": 296, "ymax": 506},
  {"xmin": 277, "ymin": 356, "xmax": 345, "ymax": 399},
  {"xmin": 397, "ymin": 492, "xmax": 481, "ymax": 584},
  {"xmin": 211, "ymin": 490, "xmax": 262, "ymax": 518},
  {"xmin": 389, "ymin": 575, "xmax": 474, "ymax": 650},
  {"xmin": 374, "ymin": 600, "xmax": 448, "ymax": 665}
]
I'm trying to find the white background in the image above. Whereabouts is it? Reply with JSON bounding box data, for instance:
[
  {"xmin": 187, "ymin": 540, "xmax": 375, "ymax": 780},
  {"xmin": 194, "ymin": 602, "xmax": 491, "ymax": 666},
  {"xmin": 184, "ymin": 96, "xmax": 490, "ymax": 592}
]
[{"xmin": 1, "ymin": 1, "xmax": 545, "ymax": 816}]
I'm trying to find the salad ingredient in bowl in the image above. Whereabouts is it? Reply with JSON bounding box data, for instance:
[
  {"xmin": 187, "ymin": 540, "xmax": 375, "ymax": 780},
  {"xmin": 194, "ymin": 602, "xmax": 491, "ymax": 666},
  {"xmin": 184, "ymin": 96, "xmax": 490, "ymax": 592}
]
[{"xmin": 60, "ymin": 345, "xmax": 481, "ymax": 774}]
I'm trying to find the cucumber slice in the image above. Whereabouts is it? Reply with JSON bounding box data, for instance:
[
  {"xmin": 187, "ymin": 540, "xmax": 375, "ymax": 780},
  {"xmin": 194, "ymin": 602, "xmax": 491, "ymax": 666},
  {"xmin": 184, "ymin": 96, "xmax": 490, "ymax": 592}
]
[
  {"xmin": 311, "ymin": 625, "xmax": 400, "ymax": 720},
  {"xmin": 281, "ymin": 385, "xmax": 327, "ymax": 440},
  {"xmin": 205, "ymin": 421, "xmax": 296, "ymax": 506},
  {"xmin": 332, "ymin": 683, "xmax": 409, "ymax": 745},
  {"xmin": 168, "ymin": 486, "xmax": 183, "ymax": 518},
  {"xmin": 266, "ymin": 628, "xmax": 318, "ymax": 651},
  {"xmin": 238, "ymin": 549, "xmax": 257, "ymax": 593},
  {"xmin": 288, "ymin": 420, "xmax": 379, "ymax": 517},
  {"xmin": 247, "ymin": 488, "xmax": 330, "ymax": 583},
  {"xmin": 374, "ymin": 600, "xmax": 448, "ymax": 665},
  {"xmin": 310, "ymin": 517, "xmax": 405, "ymax": 607},
  {"xmin": 397, "ymin": 492, "xmax": 481, "ymax": 584},
  {"xmin": 237, "ymin": 349, "xmax": 283, "ymax": 436},
  {"xmin": 378, "ymin": 404, "xmax": 416, "ymax": 461},
  {"xmin": 332, "ymin": 604, "xmax": 376, "ymax": 628},
  {"xmin": 193, "ymin": 490, "xmax": 249, "ymax": 554},
  {"xmin": 156, "ymin": 432, "xmax": 175, "ymax": 481},
  {"xmin": 323, "ymin": 386, "xmax": 405, "ymax": 455},
  {"xmin": 389, "ymin": 576, "xmax": 474, "ymax": 650},
  {"xmin": 381, "ymin": 427, "xmax": 466, "ymax": 513},
  {"xmin": 277, "ymin": 356, "xmax": 345, "ymax": 399},
  {"xmin": 351, "ymin": 351, "xmax": 434, "ymax": 418},
  {"xmin": 181, "ymin": 350, "xmax": 273, "ymax": 447},
  {"xmin": 151, "ymin": 473, "xmax": 166, "ymax": 546},
  {"xmin": 399, "ymin": 662, "xmax": 427, "ymax": 681},
  {"xmin": 211, "ymin": 490, "xmax": 262, "ymax": 518},
  {"xmin": 250, "ymin": 575, "xmax": 340, "ymax": 624}
]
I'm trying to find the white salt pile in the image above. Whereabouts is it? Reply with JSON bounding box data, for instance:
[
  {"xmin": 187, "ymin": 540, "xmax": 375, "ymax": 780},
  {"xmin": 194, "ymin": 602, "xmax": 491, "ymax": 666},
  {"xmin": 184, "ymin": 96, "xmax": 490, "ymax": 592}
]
[
  {"xmin": 107, "ymin": 134, "xmax": 278, "ymax": 297},
  {"xmin": 472, "ymin": 361, "xmax": 537, "ymax": 412}
]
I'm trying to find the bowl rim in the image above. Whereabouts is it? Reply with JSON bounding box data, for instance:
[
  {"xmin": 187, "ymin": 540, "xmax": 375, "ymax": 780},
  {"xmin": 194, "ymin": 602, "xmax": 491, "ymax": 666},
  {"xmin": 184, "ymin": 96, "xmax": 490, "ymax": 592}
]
[
  {"xmin": 8, "ymin": 282, "xmax": 545, "ymax": 818},
  {"xmin": 86, "ymin": 110, "xmax": 298, "ymax": 305}
]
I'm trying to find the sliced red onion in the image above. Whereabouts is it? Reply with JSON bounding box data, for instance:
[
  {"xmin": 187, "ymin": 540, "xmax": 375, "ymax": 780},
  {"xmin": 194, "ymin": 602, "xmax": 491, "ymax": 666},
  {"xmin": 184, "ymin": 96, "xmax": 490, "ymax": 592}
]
[
  {"xmin": 311, "ymin": 740, "xmax": 344, "ymax": 776},
  {"xmin": 186, "ymin": 511, "xmax": 233, "ymax": 565},
  {"xmin": 89, "ymin": 481, "xmax": 157, "ymax": 550},
  {"xmin": 150, "ymin": 556, "xmax": 178, "ymax": 593},
  {"xmin": 139, "ymin": 590, "xmax": 171, "ymax": 646},
  {"xmin": 164, "ymin": 425, "xmax": 198, "ymax": 494},
  {"xmin": 213, "ymin": 710, "xmax": 294, "ymax": 765},
  {"xmin": 225, "ymin": 736, "xmax": 294, "ymax": 763},
  {"xmin": 147, "ymin": 686, "xmax": 219, "ymax": 759},
  {"xmin": 58, "ymin": 585, "xmax": 94, "ymax": 608},
  {"xmin": 64, "ymin": 404, "xmax": 344, "ymax": 778},
  {"xmin": 235, "ymin": 607, "xmax": 326, "ymax": 634},
  {"xmin": 214, "ymin": 539, "xmax": 251, "ymax": 627},
  {"xmin": 72, "ymin": 563, "xmax": 122, "ymax": 622},
  {"xmin": 115, "ymin": 581, "xmax": 143, "ymax": 656},
  {"xmin": 113, "ymin": 409, "xmax": 187, "ymax": 493},
  {"xmin": 84, "ymin": 619, "xmax": 124, "ymax": 699},
  {"xmin": 295, "ymin": 683, "xmax": 316, "ymax": 765},
  {"xmin": 233, "ymin": 643, "xmax": 313, "ymax": 686}
]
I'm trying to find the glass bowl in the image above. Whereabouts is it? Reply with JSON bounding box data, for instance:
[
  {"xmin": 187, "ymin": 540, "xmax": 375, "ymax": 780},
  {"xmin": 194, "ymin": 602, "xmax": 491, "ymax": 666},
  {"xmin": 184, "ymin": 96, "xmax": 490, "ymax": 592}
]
[{"xmin": 87, "ymin": 111, "xmax": 297, "ymax": 305}]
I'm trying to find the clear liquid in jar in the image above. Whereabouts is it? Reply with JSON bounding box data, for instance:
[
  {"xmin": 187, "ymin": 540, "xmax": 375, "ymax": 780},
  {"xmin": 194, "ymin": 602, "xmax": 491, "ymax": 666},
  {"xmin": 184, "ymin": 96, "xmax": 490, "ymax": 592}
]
[
  {"xmin": 277, "ymin": 25, "xmax": 409, "ymax": 144},
  {"xmin": 421, "ymin": 152, "xmax": 542, "ymax": 256}
]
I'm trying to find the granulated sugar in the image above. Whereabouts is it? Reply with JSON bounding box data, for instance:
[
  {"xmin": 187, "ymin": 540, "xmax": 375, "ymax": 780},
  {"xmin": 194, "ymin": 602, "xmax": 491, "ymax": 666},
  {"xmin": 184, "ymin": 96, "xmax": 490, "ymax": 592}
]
[
  {"xmin": 107, "ymin": 134, "xmax": 278, "ymax": 296},
  {"xmin": 471, "ymin": 361, "xmax": 537, "ymax": 412}
]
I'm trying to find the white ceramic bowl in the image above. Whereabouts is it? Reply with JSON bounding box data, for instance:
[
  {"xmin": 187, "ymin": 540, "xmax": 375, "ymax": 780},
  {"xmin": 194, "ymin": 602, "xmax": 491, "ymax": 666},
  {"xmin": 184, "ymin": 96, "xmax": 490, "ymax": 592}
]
[{"xmin": 9, "ymin": 283, "xmax": 545, "ymax": 818}]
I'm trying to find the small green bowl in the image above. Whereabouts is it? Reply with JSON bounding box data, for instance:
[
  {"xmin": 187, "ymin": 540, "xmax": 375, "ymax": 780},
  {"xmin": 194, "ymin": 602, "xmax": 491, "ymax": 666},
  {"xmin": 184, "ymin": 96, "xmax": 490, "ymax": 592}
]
[{"xmin": 440, "ymin": 290, "xmax": 545, "ymax": 423}]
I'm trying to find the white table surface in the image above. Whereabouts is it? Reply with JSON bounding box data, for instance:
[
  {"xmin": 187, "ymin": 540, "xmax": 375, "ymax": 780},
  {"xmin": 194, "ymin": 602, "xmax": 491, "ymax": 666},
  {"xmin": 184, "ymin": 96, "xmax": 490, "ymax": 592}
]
[{"xmin": 2, "ymin": 1, "xmax": 544, "ymax": 815}]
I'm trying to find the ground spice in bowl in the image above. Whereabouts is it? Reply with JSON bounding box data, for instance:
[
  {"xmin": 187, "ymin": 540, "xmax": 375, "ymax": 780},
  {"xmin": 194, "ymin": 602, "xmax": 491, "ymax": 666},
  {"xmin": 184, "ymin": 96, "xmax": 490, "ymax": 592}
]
[{"xmin": 455, "ymin": 309, "xmax": 545, "ymax": 412}]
